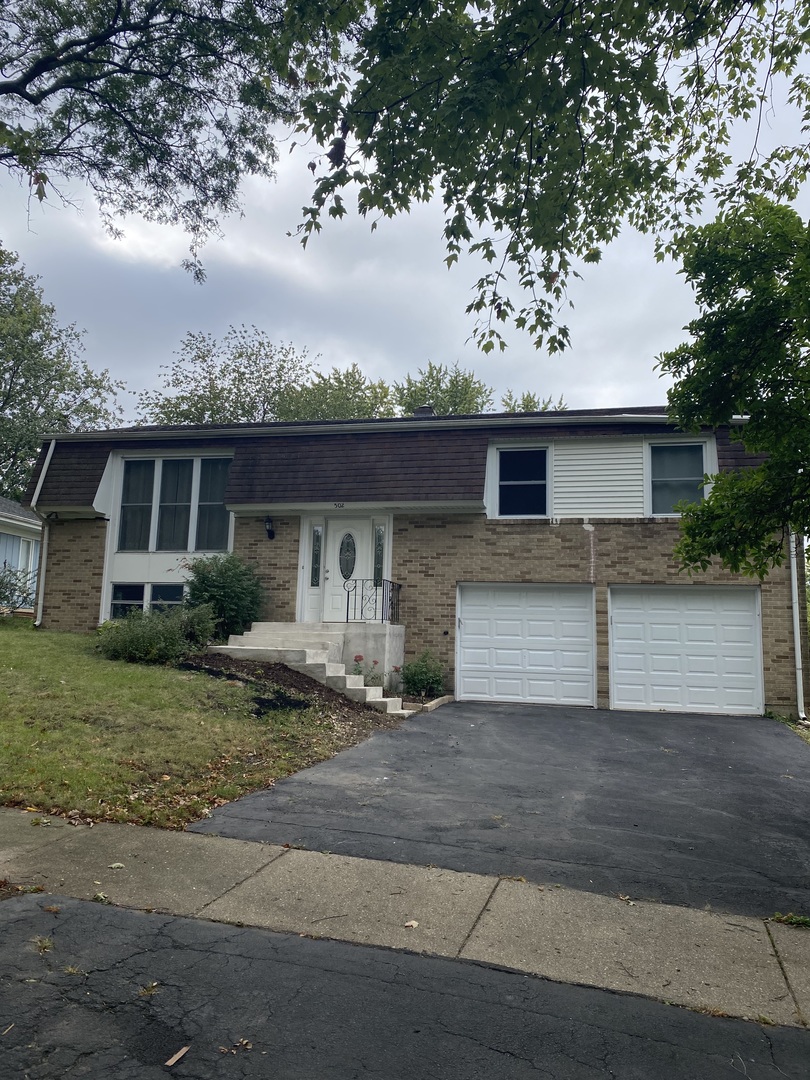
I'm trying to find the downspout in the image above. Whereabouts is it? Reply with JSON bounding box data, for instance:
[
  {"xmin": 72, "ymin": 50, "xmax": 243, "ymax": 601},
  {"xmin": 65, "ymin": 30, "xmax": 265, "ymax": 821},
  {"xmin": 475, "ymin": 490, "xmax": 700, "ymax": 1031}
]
[
  {"xmin": 30, "ymin": 439, "xmax": 56, "ymax": 628},
  {"xmin": 788, "ymin": 531, "xmax": 807, "ymax": 721}
]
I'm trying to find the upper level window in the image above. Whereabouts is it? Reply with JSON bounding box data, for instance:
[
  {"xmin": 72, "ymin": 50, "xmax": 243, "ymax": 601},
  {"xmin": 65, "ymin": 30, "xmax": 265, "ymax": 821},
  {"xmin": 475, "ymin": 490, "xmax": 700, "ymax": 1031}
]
[
  {"xmin": 498, "ymin": 447, "xmax": 548, "ymax": 516},
  {"xmin": 650, "ymin": 444, "xmax": 705, "ymax": 515},
  {"xmin": 118, "ymin": 457, "xmax": 231, "ymax": 552}
]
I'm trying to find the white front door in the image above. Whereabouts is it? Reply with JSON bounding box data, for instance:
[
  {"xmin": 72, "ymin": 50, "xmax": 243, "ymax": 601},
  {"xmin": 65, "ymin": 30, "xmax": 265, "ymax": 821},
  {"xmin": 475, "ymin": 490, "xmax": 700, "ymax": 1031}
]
[{"xmin": 322, "ymin": 518, "xmax": 373, "ymax": 620}]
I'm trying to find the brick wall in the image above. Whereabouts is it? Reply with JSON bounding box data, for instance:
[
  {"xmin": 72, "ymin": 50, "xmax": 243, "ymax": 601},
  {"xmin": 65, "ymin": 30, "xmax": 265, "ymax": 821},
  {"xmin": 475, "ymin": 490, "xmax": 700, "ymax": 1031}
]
[
  {"xmin": 233, "ymin": 516, "xmax": 300, "ymax": 622},
  {"xmin": 392, "ymin": 515, "xmax": 802, "ymax": 714},
  {"xmin": 39, "ymin": 518, "xmax": 108, "ymax": 631}
]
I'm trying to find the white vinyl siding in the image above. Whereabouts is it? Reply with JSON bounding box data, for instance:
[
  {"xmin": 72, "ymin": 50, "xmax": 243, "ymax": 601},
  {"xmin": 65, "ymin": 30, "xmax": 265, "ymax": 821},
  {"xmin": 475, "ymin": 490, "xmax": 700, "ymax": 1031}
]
[
  {"xmin": 552, "ymin": 440, "xmax": 644, "ymax": 517},
  {"xmin": 457, "ymin": 584, "xmax": 596, "ymax": 706},
  {"xmin": 609, "ymin": 586, "xmax": 763, "ymax": 715}
]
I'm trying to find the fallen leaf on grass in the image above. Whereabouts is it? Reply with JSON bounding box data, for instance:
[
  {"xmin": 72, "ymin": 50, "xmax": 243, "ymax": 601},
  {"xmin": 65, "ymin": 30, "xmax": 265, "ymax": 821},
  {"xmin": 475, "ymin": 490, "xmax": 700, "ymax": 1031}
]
[{"xmin": 164, "ymin": 1046, "xmax": 190, "ymax": 1067}]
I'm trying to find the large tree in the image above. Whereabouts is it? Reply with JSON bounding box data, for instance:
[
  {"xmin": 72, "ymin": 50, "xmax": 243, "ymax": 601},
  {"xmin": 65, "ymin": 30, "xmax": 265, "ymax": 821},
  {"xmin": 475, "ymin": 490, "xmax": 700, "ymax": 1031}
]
[
  {"xmin": 0, "ymin": 247, "xmax": 122, "ymax": 501},
  {"xmin": 281, "ymin": 1, "xmax": 810, "ymax": 350},
  {"xmin": 0, "ymin": 1, "xmax": 295, "ymax": 272},
  {"xmin": 658, "ymin": 198, "xmax": 810, "ymax": 578}
]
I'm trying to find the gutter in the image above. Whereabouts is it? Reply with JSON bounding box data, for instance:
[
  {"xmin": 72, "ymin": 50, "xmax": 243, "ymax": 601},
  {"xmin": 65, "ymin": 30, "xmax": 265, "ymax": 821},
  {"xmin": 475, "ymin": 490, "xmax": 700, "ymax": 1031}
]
[
  {"xmin": 34, "ymin": 412, "xmax": 685, "ymax": 443},
  {"xmin": 30, "ymin": 439, "xmax": 56, "ymax": 628},
  {"xmin": 789, "ymin": 531, "xmax": 807, "ymax": 721}
]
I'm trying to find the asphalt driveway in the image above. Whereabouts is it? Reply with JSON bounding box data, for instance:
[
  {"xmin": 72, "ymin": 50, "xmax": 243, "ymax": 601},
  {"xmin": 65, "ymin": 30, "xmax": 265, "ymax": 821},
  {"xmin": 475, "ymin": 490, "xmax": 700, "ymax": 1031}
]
[{"xmin": 189, "ymin": 703, "xmax": 810, "ymax": 916}]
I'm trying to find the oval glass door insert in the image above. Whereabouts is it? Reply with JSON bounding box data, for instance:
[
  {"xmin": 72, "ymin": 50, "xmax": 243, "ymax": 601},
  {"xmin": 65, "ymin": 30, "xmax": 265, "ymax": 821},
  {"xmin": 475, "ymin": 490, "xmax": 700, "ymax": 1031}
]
[{"xmin": 339, "ymin": 533, "xmax": 356, "ymax": 579}]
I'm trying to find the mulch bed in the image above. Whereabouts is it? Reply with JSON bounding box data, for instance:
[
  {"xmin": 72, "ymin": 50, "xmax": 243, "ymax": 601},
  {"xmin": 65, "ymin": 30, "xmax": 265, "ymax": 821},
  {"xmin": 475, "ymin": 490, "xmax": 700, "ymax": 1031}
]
[{"xmin": 181, "ymin": 653, "xmax": 408, "ymax": 743}]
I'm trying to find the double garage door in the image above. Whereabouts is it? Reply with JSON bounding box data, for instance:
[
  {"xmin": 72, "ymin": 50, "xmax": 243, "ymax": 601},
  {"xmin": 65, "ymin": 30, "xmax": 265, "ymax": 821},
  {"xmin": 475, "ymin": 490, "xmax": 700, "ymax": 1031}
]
[{"xmin": 456, "ymin": 584, "xmax": 763, "ymax": 714}]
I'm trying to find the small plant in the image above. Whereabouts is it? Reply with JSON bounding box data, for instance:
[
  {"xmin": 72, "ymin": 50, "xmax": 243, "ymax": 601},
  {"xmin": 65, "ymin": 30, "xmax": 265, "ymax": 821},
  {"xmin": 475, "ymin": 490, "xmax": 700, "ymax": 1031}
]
[
  {"xmin": 400, "ymin": 650, "xmax": 445, "ymax": 699},
  {"xmin": 138, "ymin": 981, "xmax": 160, "ymax": 997},
  {"xmin": 185, "ymin": 553, "xmax": 263, "ymax": 639},
  {"xmin": 32, "ymin": 935, "xmax": 53, "ymax": 954},
  {"xmin": 772, "ymin": 912, "xmax": 810, "ymax": 928}
]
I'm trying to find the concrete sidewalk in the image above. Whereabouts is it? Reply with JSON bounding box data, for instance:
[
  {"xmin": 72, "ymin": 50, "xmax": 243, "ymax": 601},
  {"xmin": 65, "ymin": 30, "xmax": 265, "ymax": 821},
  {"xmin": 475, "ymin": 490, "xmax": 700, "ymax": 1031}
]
[{"xmin": 1, "ymin": 807, "xmax": 807, "ymax": 1028}]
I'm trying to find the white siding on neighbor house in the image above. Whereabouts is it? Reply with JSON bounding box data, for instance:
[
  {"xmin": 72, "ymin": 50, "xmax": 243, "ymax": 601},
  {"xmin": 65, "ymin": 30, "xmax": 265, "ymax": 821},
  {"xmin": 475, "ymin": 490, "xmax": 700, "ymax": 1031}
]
[{"xmin": 552, "ymin": 439, "xmax": 645, "ymax": 517}]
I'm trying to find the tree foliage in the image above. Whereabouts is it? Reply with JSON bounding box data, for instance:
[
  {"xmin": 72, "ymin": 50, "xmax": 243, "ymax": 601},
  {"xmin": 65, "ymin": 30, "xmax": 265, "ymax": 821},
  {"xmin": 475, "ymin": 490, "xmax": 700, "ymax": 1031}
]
[
  {"xmin": 0, "ymin": 1, "xmax": 295, "ymax": 270},
  {"xmin": 137, "ymin": 332, "xmax": 564, "ymax": 424},
  {"xmin": 393, "ymin": 361, "xmax": 492, "ymax": 415},
  {"xmin": 0, "ymin": 247, "xmax": 122, "ymax": 501},
  {"xmin": 281, "ymin": 1, "xmax": 810, "ymax": 350},
  {"xmin": 276, "ymin": 362, "xmax": 396, "ymax": 420},
  {"xmin": 658, "ymin": 197, "xmax": 810, "ymax": 577},
  {"xmin": 137, "ymin": 328, "xmax": 313, "ymax": 425}
]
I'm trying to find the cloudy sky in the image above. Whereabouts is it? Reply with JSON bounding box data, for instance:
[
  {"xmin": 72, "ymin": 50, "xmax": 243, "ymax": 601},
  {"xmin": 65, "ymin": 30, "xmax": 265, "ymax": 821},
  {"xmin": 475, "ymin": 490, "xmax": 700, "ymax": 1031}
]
[{"xmin": 2, "ymin": 142, "xmax": 703, "ymax": 419}]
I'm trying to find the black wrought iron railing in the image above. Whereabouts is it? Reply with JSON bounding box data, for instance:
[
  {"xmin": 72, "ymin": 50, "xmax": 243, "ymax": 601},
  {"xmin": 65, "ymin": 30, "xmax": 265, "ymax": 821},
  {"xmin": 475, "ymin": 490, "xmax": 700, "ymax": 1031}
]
[{"xmin": 344, "ymin": 578, "xmax": 402, "ymax": 623}]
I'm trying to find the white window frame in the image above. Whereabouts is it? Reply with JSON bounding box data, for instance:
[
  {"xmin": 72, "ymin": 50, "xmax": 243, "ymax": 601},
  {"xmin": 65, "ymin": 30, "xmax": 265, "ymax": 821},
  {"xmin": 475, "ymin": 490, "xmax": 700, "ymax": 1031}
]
[
  {"xmin": 644, "ymin": 437, "xmax": 716, "ymax": 518},
  {"xmin": 485, "ymin": 442, "xmax": 552, "ymax": 519},
  {"xmin": 116, "ymin": 453, "xmax": 234, "ymax": 554}
]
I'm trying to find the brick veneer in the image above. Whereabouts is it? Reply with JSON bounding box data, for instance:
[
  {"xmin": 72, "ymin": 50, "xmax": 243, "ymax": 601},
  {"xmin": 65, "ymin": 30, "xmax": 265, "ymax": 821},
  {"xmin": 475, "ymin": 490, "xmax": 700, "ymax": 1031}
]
[
  {"xmin": 38, "ymin": 518, "xmax": 108, "ymax": 631},
  {"xmin": 392, "ymin": 515, "xmax": 806, "ymax": 715},
  {"xmin": 233, "ymin": 516, "xmax": 300, "ymax": 622}
]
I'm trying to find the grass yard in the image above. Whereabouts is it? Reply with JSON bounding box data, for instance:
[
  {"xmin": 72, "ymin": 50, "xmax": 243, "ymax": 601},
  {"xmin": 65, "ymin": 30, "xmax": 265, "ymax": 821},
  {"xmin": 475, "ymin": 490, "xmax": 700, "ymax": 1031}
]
[{"xmin": 0, "ymin": 619, "xmax": 392, "ymax": 829}]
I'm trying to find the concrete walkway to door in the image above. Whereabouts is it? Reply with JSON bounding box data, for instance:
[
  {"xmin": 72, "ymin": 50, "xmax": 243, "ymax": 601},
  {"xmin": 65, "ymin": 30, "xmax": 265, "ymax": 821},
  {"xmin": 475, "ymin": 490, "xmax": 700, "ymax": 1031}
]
[{"xmin": 189, "ymin": 702, "xmax": 810, "ymax": 918}]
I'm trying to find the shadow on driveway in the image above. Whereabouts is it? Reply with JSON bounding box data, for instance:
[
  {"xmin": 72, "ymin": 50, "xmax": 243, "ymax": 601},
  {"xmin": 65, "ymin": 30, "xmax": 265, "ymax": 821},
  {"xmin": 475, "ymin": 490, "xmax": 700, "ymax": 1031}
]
[{"xmin": 189, "ymin": 702, "xmax": 810, "ymax": 916}]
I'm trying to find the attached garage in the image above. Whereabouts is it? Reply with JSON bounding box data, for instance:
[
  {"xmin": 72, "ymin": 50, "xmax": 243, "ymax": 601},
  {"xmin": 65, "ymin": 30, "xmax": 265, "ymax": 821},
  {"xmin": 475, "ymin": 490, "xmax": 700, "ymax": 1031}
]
[
  {"xmin": 456, "ymin": 584, "xmax": 596, "ymax": 706},
  {"xmin": 609, "ymin": 586, "xmax": 763, "ymax": 715}
]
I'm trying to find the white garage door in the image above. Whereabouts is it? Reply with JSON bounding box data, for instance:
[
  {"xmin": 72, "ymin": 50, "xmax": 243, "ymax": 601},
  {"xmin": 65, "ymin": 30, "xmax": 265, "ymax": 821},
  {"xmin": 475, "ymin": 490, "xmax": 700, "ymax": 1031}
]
[
  {"xmin": 457, "ymin": 584, "xmax": 595, "ymax": 705},
  {"xmin": 609, "ymin": 586, "xmax": 763, "ymax": 714}
]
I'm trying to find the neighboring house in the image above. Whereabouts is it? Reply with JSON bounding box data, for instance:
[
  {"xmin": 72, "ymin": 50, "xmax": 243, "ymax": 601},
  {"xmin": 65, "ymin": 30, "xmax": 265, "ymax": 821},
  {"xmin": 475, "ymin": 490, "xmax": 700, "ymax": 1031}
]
[
  {"xmin": 0, "ymin": 495, "xmax": 42, "ymax": 612},
  {"xmin": 24, "ymin": 406, "xmax": 808, "ymax": 717}
]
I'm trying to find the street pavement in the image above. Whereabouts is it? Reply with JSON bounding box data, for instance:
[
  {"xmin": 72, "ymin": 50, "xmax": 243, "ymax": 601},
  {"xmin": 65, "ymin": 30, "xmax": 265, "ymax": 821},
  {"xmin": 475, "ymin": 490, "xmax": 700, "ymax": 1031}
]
[{"xmin": 2, "ymin": 893, "xmax": 809, "ymax": 1079}]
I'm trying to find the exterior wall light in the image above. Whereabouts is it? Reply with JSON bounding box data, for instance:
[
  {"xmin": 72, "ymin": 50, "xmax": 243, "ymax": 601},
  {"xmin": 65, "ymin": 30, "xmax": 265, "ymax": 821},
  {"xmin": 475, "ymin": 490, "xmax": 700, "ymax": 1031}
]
[{"xmin": 264, "ymin": 516, "xmax": 275, "ymax": 540}]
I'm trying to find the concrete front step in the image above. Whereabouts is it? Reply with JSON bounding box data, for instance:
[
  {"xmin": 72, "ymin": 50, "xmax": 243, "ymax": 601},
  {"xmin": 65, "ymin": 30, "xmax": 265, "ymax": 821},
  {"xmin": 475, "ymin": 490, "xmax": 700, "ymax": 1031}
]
[
  {"xmin": 210, "ymin": 623, "xmax": 415, "ymax": 718},
  {"xmin": 210, "ymin": 646, "xmax": 336, "ymax": 666}
]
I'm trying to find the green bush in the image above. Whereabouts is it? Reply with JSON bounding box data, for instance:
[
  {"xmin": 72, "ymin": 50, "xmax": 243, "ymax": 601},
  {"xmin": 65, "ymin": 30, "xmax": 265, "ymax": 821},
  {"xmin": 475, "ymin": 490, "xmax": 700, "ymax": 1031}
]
[
  {"xmin": 184, "ymin": 553, "xmax": 263, "ymax": 640},
  {"xmin": 97, "ymin": 604, "xmax": 215, "ymax": 665},
  {"xmin": 401, "ymin": 650, "xmax": 445, "ymax": 698}
]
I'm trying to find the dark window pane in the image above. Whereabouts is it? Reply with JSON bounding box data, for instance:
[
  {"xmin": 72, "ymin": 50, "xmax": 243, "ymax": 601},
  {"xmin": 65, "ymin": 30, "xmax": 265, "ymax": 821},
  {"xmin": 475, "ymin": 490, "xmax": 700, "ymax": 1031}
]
[
  {"xmin": 651, "ymin": 445, "xmax": 705, "ymax": 513},
  {"xmin": 339, "ymin": 533, "xmax": 356, "ymax": 579},
  {"xmin": 150, "ymin": 584, "xmax": 184, "ymax": 611},
  {"xmin": 121, "ymin": 460, "xmax": 154, "ymax": 504},
  {"xmin": 651, "ymin": 444, "xmax": 704, "ymax": 481},
  {"xmin": 157, "ymin": 460, "xmax": 193, "ymax": 550},
  {"xmin": 310, "ymin": 526, "xmax": 322, "ymax": 587},
  {"xmin": 499, "ymin": 448, "xmax": 546, "ymax": 482},
  {"xmin": 119, "ymin": 461, "xmax": 154, "ymax": 550},
  {"xmin": 499, "ymin": 484, "xmax": 547, "ymax": 516},
  {"xmin": 111, "ymin": 583, "xmax": 144, "ymax": 619},
  {"xmin": 195, "ymin": 505, "xmax": 229, "ymax": 551},
  {"xmin": 652, "ymin": 479, "xmax": 704, "ymax": 515},
  {"xmin": 196, "ymin": 458, "xmax": 230, "ymax": 551},
  {"xmin": 373, "ymin": 525, "xmax": 385, "ymax": 587},
  {"xmin": 198, "ymin": 458, "xmax": 230, "ymax": 502}
]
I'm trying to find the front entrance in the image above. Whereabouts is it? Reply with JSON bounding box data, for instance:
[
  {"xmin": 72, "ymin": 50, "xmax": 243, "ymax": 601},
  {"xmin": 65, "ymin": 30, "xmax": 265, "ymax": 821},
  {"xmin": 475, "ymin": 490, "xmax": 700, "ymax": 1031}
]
[{"xmin": 297, "ymin": 516, "xmax": 391, "ymax": 622}]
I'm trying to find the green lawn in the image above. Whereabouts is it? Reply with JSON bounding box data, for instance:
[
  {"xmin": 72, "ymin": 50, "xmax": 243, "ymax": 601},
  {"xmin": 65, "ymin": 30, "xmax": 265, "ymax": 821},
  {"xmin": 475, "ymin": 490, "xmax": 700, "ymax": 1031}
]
[{"xmin": 0, "ymin": 620, "xmax": 370, "ymax": 828}]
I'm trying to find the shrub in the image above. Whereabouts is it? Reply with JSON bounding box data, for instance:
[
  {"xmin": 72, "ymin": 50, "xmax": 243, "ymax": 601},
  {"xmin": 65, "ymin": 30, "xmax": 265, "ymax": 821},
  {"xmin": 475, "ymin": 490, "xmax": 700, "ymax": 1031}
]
[
  {"xmin": 184, "ymin": 553, "xmax": 263, "ymax": 640},
  {"xmin": 97, "ymin": 604, "xmax": 215, "ymax": 665},
  {"xmin": 400, "ymin": 650, "xmax": 445, "ymax": 699}
]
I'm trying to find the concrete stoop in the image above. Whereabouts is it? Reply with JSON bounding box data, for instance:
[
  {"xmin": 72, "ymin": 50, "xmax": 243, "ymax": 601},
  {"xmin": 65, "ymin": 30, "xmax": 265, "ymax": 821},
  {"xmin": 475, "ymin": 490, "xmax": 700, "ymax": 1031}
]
[{"xmin": 210, "ymin": 623, "xmax": 415, "ymax": 718}]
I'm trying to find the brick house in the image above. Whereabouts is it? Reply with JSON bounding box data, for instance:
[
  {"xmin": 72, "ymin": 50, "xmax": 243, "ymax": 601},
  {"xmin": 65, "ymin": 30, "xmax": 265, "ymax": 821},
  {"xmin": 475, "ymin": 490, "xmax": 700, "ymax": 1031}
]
[{"xmin": 24, "ymin": 406, "xmax": 808, "ymax": 717}]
